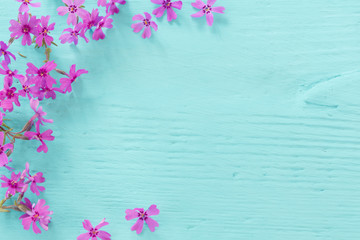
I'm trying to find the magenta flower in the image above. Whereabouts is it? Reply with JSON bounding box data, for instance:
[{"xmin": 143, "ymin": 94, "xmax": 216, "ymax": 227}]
[
  {"xmin": 60, "ymin": 23, "xmax": 89, "ymax": 45},
  {"xmin": 36, "ymin": 16, "xmax": 55, "ymax": 47},
  {"xmin": 93, "ymin": 16, "xmax": 113, "ymax": 40},
  {"xmin": 57, "ymin": 0, "xmax": 89, "ymax": 26},
  {"xmin": 29, "ymin": 98, "xmax": 53, "ymax": 125},
  {"xmin": 131, "ymin": 13, "xmax": 158, "ymax": 39},
  {"xmin": 1, "ymin": 172, "xmax": 25, "ymax": 198},
  {"xmin": 77, "ymin": 219, "xmax": 111, "ymax": 240},
  {"xmin": 18, "ymin": 75, "xmax": 38, "ymax": 99},
  {"xmin": 191, "ymin": 0, "xmax": 225, "ymax": 26},
  {"xmin": 0, "ymin": 41, "xmax": 16, "ymax": 64},
  {"xmin": 24, "ymin": 122, "xmax": 55, "ymax": 153},
  {"xmin": 16, "ymin": 0, "xmax": 41, "ymax": 13},
  {"xmin": 59, "ymin": 64, "xmax": 88, "ymax": 93},
  {"xmin": 0, "ymin": 60, "xmax": 24, "ymax": 87},
  {"xmin": 83, "ymin": 9, "xmax": 102, "ymax": 33},
  {"xmin": 37, "ymin": 85, "xmax": 61, "ymax": 101},
  {"xmin": 22, "ymin": 162, "xmax": 45, "ymax": 196},
  {"xmin": 9, "ymin": 12, "xmax": 39, "ymax": 46},
  {"xmin": 0, "ymin": 84, "xmax": 20, "ymax": 112},
  {"xmin": 26, "ymin": 61, "xmax": 57, "ymax": 88},
  {"xmin": 98, "ymin": 0, "xmax": 107, "ymax": 6},
  {"xmin": 0, "ymin": 132, "xmax": 13, "ymax": 168},
  {"xmin": 125, "ymin": 204, "xmax": 160, "ymax": 234},
  {"xmin": 106, "ymin": 0, "xmax": 126, "ymax": 15},
  {"xmin": 152, "ymin": 0, "xmax": 182, "ymax": 21},
  {"xmin": 20, "ymin": 199, "xmax": 53, "ymax": 234}
]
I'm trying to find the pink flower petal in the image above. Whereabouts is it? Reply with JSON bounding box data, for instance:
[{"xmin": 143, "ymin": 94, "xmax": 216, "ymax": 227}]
[
  {"xmin": 131, "ymin": 218, "xmax": 144, "ymax": 234},
  {"xmin": 206, "ymin": 12, "xmax": 213, "ymax": 26},
  {"xmin": 151, "ymin": 0, "xmax": 163, "ymax": 4},
  {"xmin": 82, "ymin": 219, "xmax": 93, "ymax": 231},
  {"xmin": 207, "ymin": 0, "xmax": 216, "ymax": 6},
  {"xmin": 145, "ymin": 217, "xmax": 159, "ymax": 232},
  {"xmin": 167, "ymin": 7, "xmax": 177, "ymax": 21},
  {"xmin": 77, "ymin": 232, "xmax": 91, "ymax": 240},
  {"xmin": 172, "ymin": 1, "xmax": 183, "ymax": 9},
  {"xmin": 144, "ymin": 12, "xmax": 152, "ymax": 20},
  {"xmin": 191, "ymin": 0, "xmax": 205, "ymax": 9},
  {"xmin": 152, "ymin": 6, "xmax": 165, "ymax": 18},
  {"xmin": 150, "ymin": 21, "xmax": 158, "ymax": 31},
  {"xmin": 131, "ymin": 22, "xmax": 144, "ymax": 33},
  {"xmin": 146, "ymin": 205, "xmax": 160, "ymax": 216},
  {"xmin": 97, "ymin": 230, "xmax": 111, "ymax": 240},
  {"xmin": 57, "ymin": 6, "xmax": 68, "ymax": 16},
  {"xmin": 132, "ymin": 14, "xmax": 144, "ymax": 21},
  {"xmin": 142, "ymin": 26, "xmax": 151, "ymax": 39},
  {"xmin": 125, "ymin": 209, "xmax": 139, "ymax": 220},
  {"xmin": 212, "ymin": 6, "xmax": 225, "ymax": 13},
  {"xmin": 191, "ymin": 10, "xmax": 204, "ymax": 18}
]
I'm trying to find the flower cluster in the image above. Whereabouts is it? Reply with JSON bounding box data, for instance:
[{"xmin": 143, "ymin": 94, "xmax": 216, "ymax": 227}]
[
  {"xmin": 77, "ymin": 205, "xmax": 160, "ymax": 239},
  {"xmin": 57, "ymin": 0, "xmax": 126, "ymax": 44},
  {"xmin": 0, "ymin": 162, "xmax": 53, "ymax": 234}
]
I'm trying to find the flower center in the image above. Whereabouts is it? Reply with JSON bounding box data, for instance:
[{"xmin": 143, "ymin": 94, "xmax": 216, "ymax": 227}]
[
  {"xmin": 23, "ymin": 0, "xmax": 30, "ymax": 4},
  {"xmin": 163, "ymin": 0, "xmax": 172, "ymax": 8},
  {"xmin": 72, "ymin": 30, "xmax": 79, "ymax": 37},
  {"xmin": 139, "ymin": 211, "xmax": 148, "ymax": 220},
  {"xmin": 6, "ymin": 89, "xmax": 15, "ymax": 98},
  {"xmin": 32, "ymin": 211, "xmax": 40, "ymax": 221},
  {"xmin": 90, "ymin": 228, "xmax": 98, "ymax": 237},
  {"xmin": 203, "ymin": 5, "xmax": 212, "ymax": 13},
  {"xmin": 0, "ymin": 146, "xmax": 3, "ymax": 154},
  {"xmin": 42, "ymin": 28, "xmax": 49, "ymax": 35},
  {"xmin": 10, "ymin": 180, "xmax": 17, "ymax": 187},
  {"xmin": 143, "ymin": 19, "xmax": 150, "ymax": 26},
  {"xmin": 7, "ymin": 70, "xmax": 13, "ymax": 76},
  {"xmin": 38, "ymin": 69, "xmax": 47, "ymax": 77},
  {"xmin": 69, "ymin": 5, "xmax": 77, "ymax": 13},
  {"xmin": 22, "ymin": 25, "xmax": 30, "ymax": 33}
]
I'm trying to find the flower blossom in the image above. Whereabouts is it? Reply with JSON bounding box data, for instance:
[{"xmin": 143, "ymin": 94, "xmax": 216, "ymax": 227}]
[
  {"xmin": 21, "ymin": 162, "xmax": 46, "ymax": 196},
  {"xmin": 98, "ymin": 0, "xmax": 107, "ymax": 6},
  {"xmin": 77, "ymin": 219, "xmax": 111, "ymax": 240},
  {"xmin": 0, "ymin": 41, "xmax": 16, "ymax": 64},
  {"xmin": 82, "ymin": 9, "xmax": 102, "ymax": 33},
  {"xmin": 36, "ymin": 16, "xmax": 55, "ymax": 47},
  {"xmin": 18, "ymin": 74, "xmax": 38, "ymax": 99},
  {"xmin": 191, "ymin": 0, "xmax": 225, "ymax": 26},
  {"xmin": 60, "ymin": 23, "xmax": 89, "ymax": 45},
  {"xmin": 57, "ymin": 0, "xmax": 89, "ymax": 26},
  {"xmin": 16, "ymin": 0, "xmax": 41, "ymax": 13},
  {"xmin": 9, "ymin": 12, "xmax": 39, "ymax": 46},
  {"xmin": 29, "ymin": 98, "xmax": 53, "ymax": 125},
  {"xmin": 0, "ymin": 83, "xmax": 20, "ymax": 112},
  {"xmin": 59, "ymin": 64, "xmax": 88, "ymax": 93},
  {"xmin": 24, "ymin": 122, "xmax": 55, "ymax": 153},
  {"xmin": 0, "ymin": 60, "xmax": 24, "ymax": 87},
  {"xmin": 152, "ymin": 0, "xmax": 183, "ymax": 21},
  {"xmin": 0, "ymin": 132, "xmax": 13, "ymax": 168},
  {"xmin": 93, "ymin": 16, "xmax": 113, "ymax": 40},
  {"xmin": 26, "ymin": 61, "xmax": 57, "ymax": 88},
  {"xmin": 20, "ymin": 199, "xmax": 53, "ymax": 234},
  {"xmin": 1, "ymin": 171, "xmax": 25, "ymax": 198},
  {"xmin": 131, "ymin": 12, "xmax": 158, "ymax": 39},
  {"xmin": 125, "ymin": 204, "xmax": 160, "ymax": 234},
  {"xmin": 106, "ymin": 0, "xmax": 126, "ymax": 15}
]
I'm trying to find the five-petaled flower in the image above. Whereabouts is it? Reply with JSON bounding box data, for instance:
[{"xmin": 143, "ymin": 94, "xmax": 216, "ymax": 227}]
[
  {"xmin": 0, "ymin": 41, "xmax": 16, "ymax": 64},
  {"xmin": 0, "ymin": 83, "xmax": 20, "ymax": 112},
  {"xmin": 57, "ymin": 0, "xmax": 88, "ymax": 26},
  {"xmin": 0, "ymin": 132, "xmax": 13, "ymax": 168},
  {"xmin": 152, "ymin": 0, "xmax": 183, "ymax": 22},
  {"xmin": 60, "ymin": 22, "xmax": 89, "ymax": 45},
  {"xmin": 191, "ymin": 0, "xmax": 225, "ymax": 26},
  {"xmin": 93, "ymin": 16, "xmax": 113, "ymax": 40},
  {"xmin": 26, "ymin": 60, "xmax": 57, "ymax": 88},
  {"xmin": 22, "ymin": 162, "xmax": 46, "ymax": 196},
  {"xmin": 77, "ymin": 219, "xmax": 112, "ymax": 240},
  {"xmin": 106, "ymin": 0, "xmax": 126, "ymax": 15},
  {"xmin": 131, "ymin": 12, "xmax": 158, "ymax": 39},
  {"xmin": 24, "ymin": 121, "xmax": 55, "ymax": 153},
  {"xmin": 20, "ymin": 199, "xmax": 53, "ymax": 234},
  {"xmin": 125, "ymin": 204, "xmax": 160, "ymax": 234},
  {"xmin": 36, "ymin": 16, "xmax": 56, "ymax": 47},
  {"xmin": 9, "ymin": 12, "xmax": 40, "ymax": 46},
  {"xmin": 29, "ymin": 98, "xmax": 53, "ymax": 126},
  {"xmin": 1, "ymin": 171, "xmax": 25, "ymax": 198},
  {"xmin": 59, "ymin": 64, "xmax": 88, "ymax": 93},
  {"xmin": 16, "ymin": 0, "xmax": 41, "ymax": 13},
  {"xmin": 0, "ymin": 60, "xmax": 24, "ymax": 87}
]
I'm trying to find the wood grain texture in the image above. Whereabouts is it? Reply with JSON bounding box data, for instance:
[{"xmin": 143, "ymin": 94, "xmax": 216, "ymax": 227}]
[{"xmin": 1, "ymin": 0, "xmax": 360, "ymax": 239}]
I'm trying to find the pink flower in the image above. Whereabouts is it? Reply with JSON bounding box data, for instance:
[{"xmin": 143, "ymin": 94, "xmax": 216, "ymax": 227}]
[
  {"xmin": 16, "ymin": 0, "xmax": 41, "ymax": 13},
  {"xmin": 125, "ymin": 204, "xmax": 160, "ymax": 234},
  {"xmin": 22, "ymin": 162, "xmax": 45, "ymax": 196},
  {"xmin": 36, "ymin": 16, "xmax": 55, "ymax": 47},
  {"xmin": 77, "ymin": 219, "xmax": 111, "ymax": 240},
  {"xmin": 0, "ymin": 83, "xmax": 20, "ymax": 112},
  {"xmin": 0, "ymin": 60, "xmax": 24, "ymax": 87},
  {"xmin": 59, "ymin": 64, "xmax": 88, "ymax": 93},
  {"xmin": 9, "ymin": 12, "xmax": 39, "ymax": 46},
  {"xmin": 29, "ymin": 98, "xmax": 53, "ymax": 125},
  {"xmin": 37, "ymin": 85, "xmax": 61, "ymax": 100},
  {"xmin": 106, "ymin": 0, "xmax": 126, "ymax": 15},
  {"xmin": 152, "ymin": 0, "xmax": 182, "ymax": 21},
  {"xmin": 191, "ymin": 0, "xmax": 225, "ymax": 26},
  {"xmin": 18, "ymin": 74, "xmax": 38, "ymax": 99},
  {"xmin": 131, "ymin": 13, "xmax": 158, "ymax": 39},
  {"xmin": 60, "ymin": 23, "xmax": 89, "ymax": 45},
  {"xmin": 57, "ymin": 0, "xmax": 89, "ymax": 26},
  {"xmin": 0, "ymin": 41, "xmax": 16, "ymax": 64},
  {"xmin": 20, "ymin": 199, "xmax": 53, "ymax": 234},
  {"xmin": 26, "ymin": 61, "xmax": 57, "ymax": 88},
  {"xmin": 83, "ymin": 9, "xmax": 102, "ymax": 33},
  {"xmin": 93, "ymin": 16, "xmax": 113, "ymax": 40},
  {"xmin": 24, "ymin": 122, "xmax": 55, "ymax": 153},
  {"xmin": 0, "ymin": 132, "xmax": 13, "ymax": 168},
  {"xmin": 98, "ymin": 0, "xmax": 107, "ymax": 7},
  {"xmin": 1, "ymin": 171, "xmax": 25, "ymax": 198}
]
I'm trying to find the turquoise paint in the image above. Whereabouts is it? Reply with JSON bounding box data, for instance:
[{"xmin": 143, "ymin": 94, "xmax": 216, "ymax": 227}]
[{"xmin": 1, "ymin": 0, "xmax": 360, "ymax": 239}]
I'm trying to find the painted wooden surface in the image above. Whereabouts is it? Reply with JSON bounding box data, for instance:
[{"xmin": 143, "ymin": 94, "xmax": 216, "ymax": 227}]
[{"xmin": 1, "ymin": 0, "xmax": 360, "ymax": 239}]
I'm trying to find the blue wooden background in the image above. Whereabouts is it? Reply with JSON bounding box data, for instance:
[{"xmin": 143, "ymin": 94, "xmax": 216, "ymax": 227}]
[{"xmin": 1, "ymin": 0, "xmax": 360, "ymax": 239}]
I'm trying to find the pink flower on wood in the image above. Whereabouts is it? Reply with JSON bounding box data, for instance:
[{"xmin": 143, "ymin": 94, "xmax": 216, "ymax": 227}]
[
  {"xmin": 0, "ymin": 41, "xmax": 16, "ymax": 64},
  {"xmin": 0, "ymin": 60, "xmax": 24, "ymax": 87},
  {"xmin": 151, "ymin": 0, "xmax": 182, "ymax": 22},
  {"xmin": 24, "ymin": 122, "xmax": 55, "ymax": 153},
  {"xmin": 59, "ymin": 64, "xmax": 88, "ymax": 93},
  {"xmin": 131, "ymin": 12, "xmax": 158, "ymax": 39},
  {"xmin": 26, "ymin": 61, "xmax": 57, "ymax": 88},
  {"xmin": 57, "ymin": 0, "xmax": 89, "ymax": 26},
  {"xmin": 106, "ymin": 0, "xmax": 126, "ymax": 15},
  {"xmin": 60, "ymin": 23, "xmax": 89, "ymax": 45},
  {"xmin": 1, "ymin": 171, "xmax": 24, "ymax": 198},
  {"xmin": 16, "ymin": 0, "xmax": 41, "ymax": 13},
  {"xmin": 22, "ymin": 162, "xmax": 46, "ymax": 196},
  {"xmin": 0, "ymin": 132, "xmax": 13, "ymax": 169},
  {"xmin": 9, "ymin": 12, "xmax": 39, "ymax": 46},
  {"xmin": 36, "ymin": 16, "xmax": 56, "ymax": 47},
  {"xmin": 93, "ymin": 16, "xmax": 113, "ymax": 40},
  {"xmin": 191, "ymin": 0, "xmax": 225, "ymax": 26},
  {"xmin": 29, "ymin": 98, "xmax": 53, "ymax": 125},
  {"xmin": 83, "ymin": 9, "xmax": 102, "ymax": 33},
  {"xmin": 77, "ymin": 219, "xmax": 111, "ymax": 240},
  {"xmin": 20, "ymin": 199, "xmax": 53, "ymax": 234},
  {"xmin": 0, "ymin": 83, "xmax": 20, "ymax": 112},
  {"xmin": 125, "ymin": 204, "xmax": 160, "ymax": 234},
  {"xmin": 98, "ymin": 0, "xmax": 107, "ymax": 7}
]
